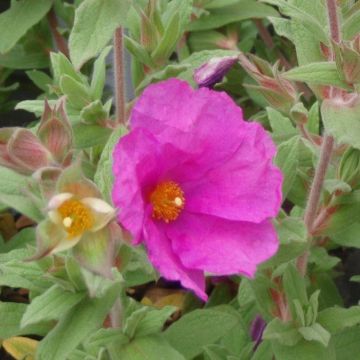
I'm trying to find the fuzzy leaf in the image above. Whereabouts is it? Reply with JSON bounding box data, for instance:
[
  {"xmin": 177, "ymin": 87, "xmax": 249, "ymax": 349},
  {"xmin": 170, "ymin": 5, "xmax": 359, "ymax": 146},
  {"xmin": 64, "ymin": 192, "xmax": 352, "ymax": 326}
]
[
  {"xmin": 69, "ymin": 0, "xmax": 130, "ymax": 69},
  {"xmin": 21, "ymin": 285, "xmax": 86, "ymax": 328},
  {"xmin": 164, "ymin": 306, "xmax": 241, "ymax": 359},
  {"xmin": 283, "ymin": 62, "xmax": 349, "ymax": 89},
  {"xmin": 0, "ymin": 0, "xmax": 52, "ymax": 54}
]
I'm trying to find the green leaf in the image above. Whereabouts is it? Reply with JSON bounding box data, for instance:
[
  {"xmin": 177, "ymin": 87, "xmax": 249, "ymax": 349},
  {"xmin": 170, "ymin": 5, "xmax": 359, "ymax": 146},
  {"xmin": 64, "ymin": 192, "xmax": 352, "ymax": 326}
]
[
  {"xmin": 0, "ymin": 0, "xmax": 52, "ymax": 54},
  {"xmin": 271, "ymin": 338, "xmax": 336, "ymax": 360},
  {"xmin": 251, "ymin": 341, "xmax": 273, "ymax": 360},
  {"xmin": 116, "ymin": 335, "xmax": 185, "ymax": 360},
  {"xmin": 60, "ymin": 75, "xmax": 92, "ymax": 110},
  {"xmin": 322, "ymin": 96, "xmax": 360, "ymax": 150},
  {"xmin": 343, "ymin": 10, "xmax": 360, "ymax": 40},
  {"xmin": 283, "ymin": 263, "xmax": 308, "ymax": 309},
  {"xmin": 90, "ymin": 46, "xmax": 112, "ymax": 99},
  {"xmin": 283, "ymin": 62, "xmax": 349, "ymax": 89},
  {"xmin": 80, "ymin": 100, "xmax": 108, "ymax": 124},
  {"xmin": 21, "ymin": 285, "xmax": 86, "ymax": 328},
  {"xmin": 36, "ymin": 280, "xmax": 121, "ymax": 360},
  {"xmin": 331, "ymin": 222, "xmax": 360, "ymax": 248},
  {"xmin": 267, "ymin": 107, "xmax": 297, "ymax": 143},
  {"xmin": 318, "ymin": 306, "xmax": 360, "ymax": 334},
  {"xmin": 135, "ymin": 306, "xmax": 176, "ymax": 338},
  {"xmin": 69, "ymin": 0, "xmax": 130, "ymax": 69},
  {"xmin": 0, "ymin": 166, "xmax": 42, "ymax": 222},
  {"xmin": 307, "ymin": 102, "xmax": 320, "ymax": 135},
  {"xmin": 275, "ymin": 136, "xmax": 300, "ymax": 198},
  {"xmin": 164, "ymin": 306, "xmax": 242, "ymax": 359},
  {"xmin": 0, "ymin": 302, "xmax": 51, "ymax": 339},
  {"xmin": 188, "ymin": 1, "xmax": 278, "ymax": 31},
  {"xmin": 298, "ymin": 323, "xmax": 331, "ymax": 347},
  {"xmin": 26, "ymin": 70, "xmax": 53, "ymax": 92},
  {"xmin": 333, "ymin": 326, "xmax": 360, "ymax": 359},
  {"xmin": 94, "ymin": 126, "xmax": 126, "ymax": 202},
  {"xmin": 73, "ymin": 123, "xmax": 112, "ymax": 149},
  {"xmin": 263, "ymin": 318, "xmax": 302, "ymax": 346}
]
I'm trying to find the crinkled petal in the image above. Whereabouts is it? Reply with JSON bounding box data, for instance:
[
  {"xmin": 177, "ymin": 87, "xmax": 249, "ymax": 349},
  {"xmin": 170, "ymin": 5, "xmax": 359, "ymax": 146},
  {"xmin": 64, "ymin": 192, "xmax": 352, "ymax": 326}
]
[
  {"xmin": 182, "ymin": 125, "xmax": 282, "ymax": 223},
  {"xmin": 143, "ymin": 215, "xmax": 207, "ymax": 301},
  {"xmin": 73, "ymin": 227, "xmax": 115, "ymax": 277},
  {"xmin": 167, "ymin": 212, "xmax": 279, "ymax": 277},
  {"xmin": 112, "ymin": 128, "xmax": 204, "ymax": 244},
  {"xmin": 131, "ymin": 79, "xmax": 246, "ymax": 167}
]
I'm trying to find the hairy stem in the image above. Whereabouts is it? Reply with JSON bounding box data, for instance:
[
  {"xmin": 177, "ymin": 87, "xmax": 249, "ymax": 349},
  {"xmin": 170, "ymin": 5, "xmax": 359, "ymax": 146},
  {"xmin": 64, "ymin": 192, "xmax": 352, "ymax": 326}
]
[
  {"xmin": 47, "ymin": 8, "xmax": 69, "ymax": 57},
  {"xmin": 297, "ymin": 0, "xmax": 340, "ymax": 276},
  {"xmin": 326, "ymin": 0, "xmax": 341, "ymax": 44},
  {"xmin": 113, "ymin": 27, "xmax": 126, "ymax": 126}
]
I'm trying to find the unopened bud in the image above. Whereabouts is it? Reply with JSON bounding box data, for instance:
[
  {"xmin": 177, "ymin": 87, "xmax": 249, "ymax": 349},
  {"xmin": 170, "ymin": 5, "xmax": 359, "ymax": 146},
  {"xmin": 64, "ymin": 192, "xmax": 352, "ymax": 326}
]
[
  {"xmin": 194, "ymin": 55, "xmax": 238, "ymax": 88},
  {"xmin": 37, "ymin": 99, "xmax": 73, "ymax": 164}
]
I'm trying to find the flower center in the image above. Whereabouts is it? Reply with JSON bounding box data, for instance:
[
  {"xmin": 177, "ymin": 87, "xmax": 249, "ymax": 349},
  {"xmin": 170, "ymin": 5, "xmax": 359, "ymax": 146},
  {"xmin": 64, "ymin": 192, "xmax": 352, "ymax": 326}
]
[
  {"xmin": 58, "ymin": 199, "xmax": 94, "ymax": 237},
  {"xmin": 150, "ymin": 181, "xmax": 185, "ymax": 223}
]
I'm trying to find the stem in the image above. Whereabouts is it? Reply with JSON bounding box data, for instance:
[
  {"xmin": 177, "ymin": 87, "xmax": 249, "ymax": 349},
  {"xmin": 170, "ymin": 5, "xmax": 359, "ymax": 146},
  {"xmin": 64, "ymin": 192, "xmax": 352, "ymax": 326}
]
[
  {"xmin": 297, "ymin": 0, "xmax": 340, "ymax": 276},
  {"xmin": 304, "ymin": 136, "xmax": 335, "ymax": 231},
  {"xmin": 326, "ymin": 0, "xmax": 341, "ymax": 44},
  {"xmin": 47, "ymin": 8, "xmax": 69, "ymax": 57},
  {"xmin": 113, "ymin": 27, "xmax": 126, "ymax": 126}
]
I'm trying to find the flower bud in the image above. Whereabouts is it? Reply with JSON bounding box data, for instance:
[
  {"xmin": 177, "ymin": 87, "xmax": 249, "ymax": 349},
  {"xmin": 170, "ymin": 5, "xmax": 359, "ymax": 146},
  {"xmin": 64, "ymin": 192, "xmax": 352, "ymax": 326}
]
[
  {"xmin": 0, "ymin": 127, "xmax": 51, "ymax": 174},
  {"xmin": 239, "ymin": 53, "xmax": 298, "ymax": 114},
  {"xmin": 37, "ymin": 99, "xmax": 73, "ymax": 164},
  {"xmin": 338, "ymin": 147, "xmax": 360, "ymax": 187},
  {"xmin": 194, "ymin": 55, "xmax": 238, "ymax": 88}
]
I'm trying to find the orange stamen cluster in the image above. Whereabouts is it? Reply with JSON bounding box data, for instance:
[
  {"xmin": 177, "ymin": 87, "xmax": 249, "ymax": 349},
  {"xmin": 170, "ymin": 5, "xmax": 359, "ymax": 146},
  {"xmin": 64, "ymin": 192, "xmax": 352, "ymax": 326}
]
[
  {"xmin": 150, "ymin": 181, "xmax": 185, "ymax": 222},
  {"xmin": 58, "ymin": 199, "xmax": 93, "ymax": 237}
]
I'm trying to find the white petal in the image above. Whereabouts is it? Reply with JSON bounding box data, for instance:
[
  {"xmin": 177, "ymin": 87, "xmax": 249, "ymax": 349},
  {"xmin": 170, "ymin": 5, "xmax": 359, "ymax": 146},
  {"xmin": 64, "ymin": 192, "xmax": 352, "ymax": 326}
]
[
  {"xmin": 81, "ymin": 197, "xmax": 114, "ymax": 214},
  {"xmin": 48, "ymin": 193, "xmax": 73, "ymax": 210},
  {"xmin": 48, "ymin": 210, "xmax": 62, "ymax": 225}
]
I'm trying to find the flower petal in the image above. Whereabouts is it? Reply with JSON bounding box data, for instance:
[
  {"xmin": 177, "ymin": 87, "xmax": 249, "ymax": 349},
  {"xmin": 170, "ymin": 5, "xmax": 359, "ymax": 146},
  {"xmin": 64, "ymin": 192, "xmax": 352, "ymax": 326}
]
[
  {"xmin": 182, "ymin": 127, "xmax": 283, "ymax": 223},
  {"xmin": 131, "ymin": 79, "xmax": 246, "ymax": 167},
  {"xmin": 81, "ymin": 197, "xmax": 115, "ymax": 231},
  {"xmin": 167, "ymin": 213, "xmax": 279, "ymax": 277},
  {"xmin": 143, "ymin": 216, "xmax": 207, "ymax": 301},
  {"xmin": 112, "ymin": 128, "xmax": 200, "ymax": 244},
  {"xmin": 73, "ymin": 227, "xmax": 115, "ymax": 277},
  {"xmin": 48, "ymin": 192, "xmax": 73, "ymax": 210}
]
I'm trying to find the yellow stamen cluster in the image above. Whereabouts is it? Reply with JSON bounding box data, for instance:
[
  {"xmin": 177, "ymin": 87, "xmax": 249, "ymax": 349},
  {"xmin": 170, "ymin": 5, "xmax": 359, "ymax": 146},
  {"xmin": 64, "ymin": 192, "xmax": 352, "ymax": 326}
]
[
  {"xmin": 58, "ymin": 199, "xmax": 93, "ymax": 237},
  {"xmin": 150, "ymin": 181, "xmax": 185, "ymax": 223}
]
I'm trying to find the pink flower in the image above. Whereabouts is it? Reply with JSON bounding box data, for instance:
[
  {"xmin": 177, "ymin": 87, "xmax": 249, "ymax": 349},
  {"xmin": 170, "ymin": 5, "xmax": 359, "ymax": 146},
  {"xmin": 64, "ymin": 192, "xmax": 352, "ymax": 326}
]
[{"xmin": 112, "ymin": 79, "xmax": 282, "ymax": 300}]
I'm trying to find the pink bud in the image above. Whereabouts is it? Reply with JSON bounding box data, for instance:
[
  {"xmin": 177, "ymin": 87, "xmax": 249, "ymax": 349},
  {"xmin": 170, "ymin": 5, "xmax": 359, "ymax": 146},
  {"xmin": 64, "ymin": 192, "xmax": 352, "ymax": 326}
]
[
  {"xmin": 37, "ymin": 99, "xmax": 73, "ymax": 163},
  {"xmin": 8, "ymin": 129, "xmax": 52, "ymax": 173}
]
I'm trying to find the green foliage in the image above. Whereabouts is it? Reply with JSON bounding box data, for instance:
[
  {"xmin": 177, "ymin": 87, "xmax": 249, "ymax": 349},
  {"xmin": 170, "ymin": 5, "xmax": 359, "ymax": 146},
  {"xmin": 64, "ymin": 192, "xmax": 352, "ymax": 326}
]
[
  {"xmin": 69, "ymin": 0, "xmax": 130, "ymax": 69},
  {"xmin": 0, "ymin": 0, "xmax": 360, "ymax": 359}
]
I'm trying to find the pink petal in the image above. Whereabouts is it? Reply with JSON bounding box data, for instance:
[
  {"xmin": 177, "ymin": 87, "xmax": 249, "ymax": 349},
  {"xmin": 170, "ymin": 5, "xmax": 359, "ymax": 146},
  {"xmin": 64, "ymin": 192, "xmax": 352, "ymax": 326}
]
[
  {"xmin": 131, "ymin": 79, "xmax": 246, "ymax": 167},
  {"xmin": 167, "ymin": 212, "xmax": 279, "ymax": 277},
  {"xmin": 112, "ymin": 129, "xmax": 162, "ymax": 244},
  {"xmin": 182, "ymin": 124, "xmax": 283, "ymax": 223},
  {"xmin": 143, "ymin": 215, "xmax": 207, "ymax": 301}
]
